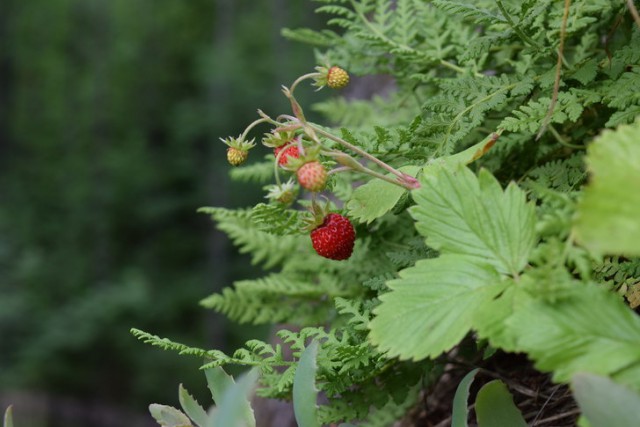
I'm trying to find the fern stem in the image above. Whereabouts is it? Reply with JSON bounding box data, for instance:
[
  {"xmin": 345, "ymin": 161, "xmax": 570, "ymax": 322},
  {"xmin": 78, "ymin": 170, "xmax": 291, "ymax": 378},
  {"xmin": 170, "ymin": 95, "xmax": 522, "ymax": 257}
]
[
  {"xmin": 438, "ymin": 59, "xmax": 477, "ymax": 76},
  {"xmin": 495, "ymin": 0, "xmax": 542, "ymax": 50},
  {"xmin": 537, "ymin": 0, "xmax": 571, "ymax": 140}
]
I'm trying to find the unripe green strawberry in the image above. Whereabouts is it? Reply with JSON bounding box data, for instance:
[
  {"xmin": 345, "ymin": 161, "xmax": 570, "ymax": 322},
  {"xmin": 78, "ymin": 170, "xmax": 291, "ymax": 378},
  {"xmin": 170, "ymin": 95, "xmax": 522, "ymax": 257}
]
[
  {"xmin": 310, "ymin": 213, "xmax": 355, "ymax": 260},
  {"xmin": 221, "ymin": 135, "xmax": 255, "ymax": 167},
  {"xmin": 326, "ymin": 66, "xmax": 349, "ymax": 89},
  {"xmin": 227, "ymin": 147, "xmax": 248, "ymax": 166},
  {"xmin": 297, "ymin": 161, "xmax": 327, "ymax": 192},
  {"xmin": 274, "ymin": 144, "xmax": 300, "ymax": 167}
]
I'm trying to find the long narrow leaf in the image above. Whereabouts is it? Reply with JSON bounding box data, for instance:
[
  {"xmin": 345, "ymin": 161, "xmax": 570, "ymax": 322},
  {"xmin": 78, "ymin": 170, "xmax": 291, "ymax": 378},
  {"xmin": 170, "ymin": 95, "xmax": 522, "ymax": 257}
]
[
  {"xmin": 178, "ymin": 384, "xmax": 209, "ymax": 427},
  {"xmin": 293, "ymin": 341, "xmax": 321, "ymax": 427},
  {"xmin": 452, "ymin": 369, "xmax": 479, "ymax": 427},
  {"xmin": 572, "ymin": 373, "xmax": 640, "ymax": 427},
  {"xmin": 211, "ymin": 369, "xmax": 257, "ymax": 427},
  {"xmin": 4, "ymin": 406, "xmax": 14, "ymax": 427},
  {"xmin": 475, "ymin": 380, "xmax": 526, "ymax": 427}
]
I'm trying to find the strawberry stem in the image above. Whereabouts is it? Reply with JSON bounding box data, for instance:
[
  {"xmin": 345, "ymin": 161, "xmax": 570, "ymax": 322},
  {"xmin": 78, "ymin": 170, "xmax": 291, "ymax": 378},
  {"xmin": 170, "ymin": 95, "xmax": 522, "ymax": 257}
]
[
  {"xmin": 307, "ymin": 124, "xmax": 420, "ymax": 189},
  {"xmin": 240, "ymin": 117, "xmax": 271, "ymax": 141},
  {"xmin": 290, "ymin": 72, "xmax": 322, "ymax": 95}
]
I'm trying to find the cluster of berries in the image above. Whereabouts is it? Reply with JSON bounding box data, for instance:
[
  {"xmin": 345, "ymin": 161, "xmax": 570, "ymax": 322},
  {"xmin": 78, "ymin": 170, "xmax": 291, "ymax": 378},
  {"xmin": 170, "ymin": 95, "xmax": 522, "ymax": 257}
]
[{"xmin": 221, "ymin": 66, "xmax": 355, "ymax": 260}]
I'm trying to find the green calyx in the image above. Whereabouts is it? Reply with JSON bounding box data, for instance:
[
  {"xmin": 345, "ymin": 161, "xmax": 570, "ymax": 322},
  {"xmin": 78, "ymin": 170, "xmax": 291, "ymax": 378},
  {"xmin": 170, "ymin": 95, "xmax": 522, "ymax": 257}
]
[
  {"xmin": 220, "ymin": 135, "xmax": 256, "ymax": 151},
  {"xmin": 301, "ymin": 199, "xmax": 332, "ymax": 232},
  {"xmin": 286, "ymin": 145, "xmax": 323, "ymax": 172},
  {"xmin": 264, "ymin": 179, "xmax": 298, "ymax": 205},
  {"xmin": 313, "ymin": 65, "xmax": 349, "ymax": 90},
  {"xmin": 262, "ymin": 130, "xmax": 297, "ymax": 148}
]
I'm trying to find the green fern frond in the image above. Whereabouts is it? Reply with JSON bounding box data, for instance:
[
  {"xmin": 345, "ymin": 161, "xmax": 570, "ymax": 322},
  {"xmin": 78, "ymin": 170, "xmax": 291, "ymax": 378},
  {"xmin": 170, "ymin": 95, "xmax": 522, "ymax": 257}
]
[
  {"xmin": 603, "ymin": 70, "xmax": 640, "ymax": 112},
  {"xmin": 335, "ymin": 297, "xmax": 371, "ymax": 331},
  {"xmin": 250, "ymin": 203, "xmax": 304, "ymax": 236},
  {"xmin": 359, "ymin": 382, "xmax": 421, "ymax": 427},
  {"xmin": 199, "ymin": 206, "xmax": 303, "ymax": 268},
  {"xmin": 281, "ymin": 28, "xmax": 341, "ymax": 47},
  {"xmin": 229, "ymin": 157, "xmax": 274, "ymax": 183},
  {"xmin": 200, "ymin": 273, "xmax": 352, "ymax": 325},
  {"xmin": 385, "ymin": 237, "xmax": 433, "ymax": 269},
  {"xmin": 130, "ymin": 328, "xmax": 233, "ymax": 364},
  {"xmin": 432, "ymin": 0, "xmax": 505, "ymax": 25},
  {"xmin": 362, "ymin": 272, "xmax": 395, "ymax": 292},
  {"xmin": 593, "ymin": 257, "xmax": 640, "ymax": 292},
  {"xmin": 500, "ymin": 91, "xmax": 594, "ymax": 134},
  {"xmin": 524, "ymin": 154, "xmax": 586, "ymax": 193}
]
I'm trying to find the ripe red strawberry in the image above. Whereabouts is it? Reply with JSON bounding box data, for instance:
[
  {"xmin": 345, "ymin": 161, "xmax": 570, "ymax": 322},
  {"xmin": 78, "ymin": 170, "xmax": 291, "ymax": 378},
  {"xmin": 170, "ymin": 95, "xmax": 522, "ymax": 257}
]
[
  {"xmin": 310, "ymin": 213, "xmax": 355, "ymax": 260},
  {"xmin": 326, "ymin": 66, "xmax": 349, "ymax": 89},
  {"xmin": 297, "ymin": 161, "xmax": 327, "ymax": 192},
  {"xmin": 227, "ymin": 147, "xmax": 248, "ymax": 166},
  {"xmin": 274, "ymin": 144, "xmax": 300, "ymax": 167}
]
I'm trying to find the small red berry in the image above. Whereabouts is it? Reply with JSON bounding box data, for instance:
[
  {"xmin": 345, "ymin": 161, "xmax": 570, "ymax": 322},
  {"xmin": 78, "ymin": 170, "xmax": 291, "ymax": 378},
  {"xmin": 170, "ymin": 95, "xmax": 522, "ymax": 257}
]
[
  {"xmin": 310, "ymin": 213, "xmax": 355, "ymax": 260},
  {"xmin": 297, "ymin": 161, "xmax": 327, "ymax": 192},
  {"xmin": 274, "ymin": 144, "xmax": 300, "ymax": 167},
  {"xmin": 227, "ymin": 147, "xmax": 248, "ymax": 166}
]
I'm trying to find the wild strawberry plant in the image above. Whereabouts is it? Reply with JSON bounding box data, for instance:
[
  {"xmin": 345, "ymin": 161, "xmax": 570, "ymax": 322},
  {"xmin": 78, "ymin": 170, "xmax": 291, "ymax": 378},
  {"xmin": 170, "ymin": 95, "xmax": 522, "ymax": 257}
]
[{"xmin": 134, "ymin": 1, "xmax": 640, "ymax": 425}]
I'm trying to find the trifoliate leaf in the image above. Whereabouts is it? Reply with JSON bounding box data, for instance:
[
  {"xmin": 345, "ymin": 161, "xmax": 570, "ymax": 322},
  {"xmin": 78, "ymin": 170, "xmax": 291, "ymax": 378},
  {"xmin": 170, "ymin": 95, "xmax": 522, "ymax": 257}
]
[
  {"xmin": 572, "ymin": 374, "xmax": 640, "ymax": 427},
  {"xmin": 347, "ymin": 166, "xmax": 420, "ymax": 224},
  {"xmin": 574, "ymin": 120, "xmax": 640, "ymax": 257},
  {"xmin": 411, "ymin": 164, "xmax": 536, "ymax": 276},
  {"xmin": 507, "ymin": 283, "xmax": 640, "ymax": 388},
  {"xmin": 369, "ymin": 255, "xmax": 505, "ymax": 361}
]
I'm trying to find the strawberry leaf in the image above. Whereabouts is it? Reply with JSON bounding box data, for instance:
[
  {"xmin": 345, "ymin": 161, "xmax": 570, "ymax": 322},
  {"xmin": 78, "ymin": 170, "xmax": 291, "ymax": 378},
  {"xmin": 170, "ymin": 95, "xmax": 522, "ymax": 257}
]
[
  {"xmin": 346, "ymin": 166, "xmax": 420, "ymax": 224},
  {"xmin": 369, "ymin": 255, "xmax": 506, "ymax": 360},
  {"xmin": 574, "ymin": 119, "xmax": 640, "ymax": 256},
  {"xmin": 410, "ymin": 164, "xmax": 536, "ymax": 276},
  {"xmin": 507, "ymin": 283, "xmax": 640, "ymax": 388}
]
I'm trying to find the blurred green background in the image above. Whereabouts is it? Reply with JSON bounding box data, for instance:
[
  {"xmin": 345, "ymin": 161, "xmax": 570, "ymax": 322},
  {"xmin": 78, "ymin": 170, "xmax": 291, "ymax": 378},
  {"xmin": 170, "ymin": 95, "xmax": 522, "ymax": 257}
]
[{"xmin": 0, "ymin": 1, "xmax": 322, "ymax": 425}]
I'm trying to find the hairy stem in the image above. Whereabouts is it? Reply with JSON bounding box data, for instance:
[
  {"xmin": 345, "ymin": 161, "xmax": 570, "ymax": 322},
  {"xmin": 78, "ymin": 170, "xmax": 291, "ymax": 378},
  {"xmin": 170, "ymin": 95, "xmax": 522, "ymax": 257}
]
[
  {"xmin": 309, "ymin": 124, "xmax": 419, "ymax": 189},
  {"xmin": 290, "ymin": 72, "xmax": 322, "ymax": 95},
  {"xmin": 240, "ymin": 117, "xmax": 271, "ymax": 141}
]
